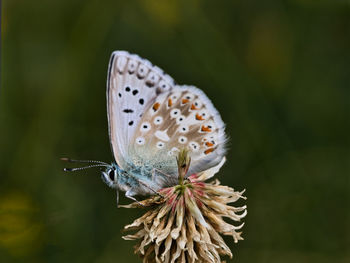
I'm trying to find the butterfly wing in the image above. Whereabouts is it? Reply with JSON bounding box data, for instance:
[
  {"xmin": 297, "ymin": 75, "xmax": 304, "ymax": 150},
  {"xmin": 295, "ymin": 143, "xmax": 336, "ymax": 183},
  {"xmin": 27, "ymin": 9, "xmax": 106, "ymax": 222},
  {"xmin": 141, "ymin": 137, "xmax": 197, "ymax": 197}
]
[
  {"xmin": 107, "ymin": 51, "xmax": 175, "ymax": 169},
  {"xmin": 129, "ymin": 85, "xmax": 227, "ymax": 177}
]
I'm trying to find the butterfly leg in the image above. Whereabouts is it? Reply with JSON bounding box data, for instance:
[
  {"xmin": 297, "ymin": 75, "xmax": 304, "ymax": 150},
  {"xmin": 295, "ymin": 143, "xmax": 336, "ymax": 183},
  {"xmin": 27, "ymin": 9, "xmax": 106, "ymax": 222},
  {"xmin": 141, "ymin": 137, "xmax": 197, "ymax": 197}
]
[
  {"xmin": 125, "ymin": 189, "xmax": 145, "ymax": 207},
  {"xmin": 115, "ymin": 189, "xmax": 119, "ymax": 208}
]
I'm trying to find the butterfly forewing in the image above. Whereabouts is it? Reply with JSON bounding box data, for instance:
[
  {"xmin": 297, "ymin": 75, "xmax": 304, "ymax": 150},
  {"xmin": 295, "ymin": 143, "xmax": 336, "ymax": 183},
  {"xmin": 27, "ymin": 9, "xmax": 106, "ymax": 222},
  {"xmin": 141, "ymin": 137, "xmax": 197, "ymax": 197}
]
[{"xmin": 107, "ymin": 51, "xmax": 175, "ymax": 169}]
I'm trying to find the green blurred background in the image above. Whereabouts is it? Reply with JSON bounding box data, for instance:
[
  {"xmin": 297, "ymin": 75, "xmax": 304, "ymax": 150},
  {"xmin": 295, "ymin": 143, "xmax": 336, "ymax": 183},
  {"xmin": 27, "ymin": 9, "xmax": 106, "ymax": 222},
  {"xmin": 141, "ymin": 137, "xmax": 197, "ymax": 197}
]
[{"xmin": 1, "ymin": 0, "xmax": 349, "ymax": 262}]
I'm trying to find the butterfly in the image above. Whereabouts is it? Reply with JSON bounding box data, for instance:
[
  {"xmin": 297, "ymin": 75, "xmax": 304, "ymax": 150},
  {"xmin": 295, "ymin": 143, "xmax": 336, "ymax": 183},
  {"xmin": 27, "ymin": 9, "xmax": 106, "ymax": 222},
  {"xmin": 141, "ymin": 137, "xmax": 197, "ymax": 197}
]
[{"xmin": 63, "ymin": 51, "xmax": 227, "ymax": 204}]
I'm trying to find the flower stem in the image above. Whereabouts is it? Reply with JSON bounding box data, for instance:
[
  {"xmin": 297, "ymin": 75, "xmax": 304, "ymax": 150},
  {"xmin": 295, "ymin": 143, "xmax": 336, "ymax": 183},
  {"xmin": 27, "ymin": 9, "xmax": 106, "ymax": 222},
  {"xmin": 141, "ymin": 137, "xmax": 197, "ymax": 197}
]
[{"xmin": 176, "ymin": 148, "xmax": 191, "ymax": 186}]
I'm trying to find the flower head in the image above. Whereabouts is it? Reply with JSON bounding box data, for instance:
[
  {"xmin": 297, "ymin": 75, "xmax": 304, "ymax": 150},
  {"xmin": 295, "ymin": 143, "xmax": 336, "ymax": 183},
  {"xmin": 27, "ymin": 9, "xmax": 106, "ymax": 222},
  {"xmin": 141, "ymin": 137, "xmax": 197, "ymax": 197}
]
[{"xmin": 122, "ymin": 150, "xmax": 247, "ymax": 262}]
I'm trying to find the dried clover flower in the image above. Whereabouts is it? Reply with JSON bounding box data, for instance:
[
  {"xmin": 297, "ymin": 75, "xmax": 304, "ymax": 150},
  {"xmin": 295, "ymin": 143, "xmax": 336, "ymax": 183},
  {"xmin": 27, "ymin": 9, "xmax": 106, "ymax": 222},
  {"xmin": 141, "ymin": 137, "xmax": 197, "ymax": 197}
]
[{"xmin": 121, "ymin": 151, "xmax": 247, "ymax": 263}]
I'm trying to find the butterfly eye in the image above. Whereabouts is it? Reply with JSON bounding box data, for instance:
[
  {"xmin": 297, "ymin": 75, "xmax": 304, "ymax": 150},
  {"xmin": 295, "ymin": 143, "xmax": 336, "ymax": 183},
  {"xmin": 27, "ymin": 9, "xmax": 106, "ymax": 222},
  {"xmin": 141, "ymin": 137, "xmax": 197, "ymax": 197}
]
[{"xmin": 108, "ymin": 170, "xmax": 115, "ymax": 181}]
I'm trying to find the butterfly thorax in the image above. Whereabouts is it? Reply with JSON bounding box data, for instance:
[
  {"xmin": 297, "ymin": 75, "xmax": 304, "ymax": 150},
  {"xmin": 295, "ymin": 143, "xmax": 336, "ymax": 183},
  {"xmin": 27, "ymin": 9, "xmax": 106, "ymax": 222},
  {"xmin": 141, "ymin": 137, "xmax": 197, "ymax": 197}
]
[{"xmin": 101, "ymin": 162, "xmax": 170, "ymax": 196}]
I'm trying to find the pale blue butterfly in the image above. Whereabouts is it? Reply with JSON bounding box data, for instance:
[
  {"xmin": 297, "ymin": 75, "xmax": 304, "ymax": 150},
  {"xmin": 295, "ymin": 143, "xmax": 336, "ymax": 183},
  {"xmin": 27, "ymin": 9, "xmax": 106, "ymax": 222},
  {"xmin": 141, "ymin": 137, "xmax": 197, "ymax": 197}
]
[{"xmin": 63, "ymin": 51, "xmax": 227, "ymax": 204}]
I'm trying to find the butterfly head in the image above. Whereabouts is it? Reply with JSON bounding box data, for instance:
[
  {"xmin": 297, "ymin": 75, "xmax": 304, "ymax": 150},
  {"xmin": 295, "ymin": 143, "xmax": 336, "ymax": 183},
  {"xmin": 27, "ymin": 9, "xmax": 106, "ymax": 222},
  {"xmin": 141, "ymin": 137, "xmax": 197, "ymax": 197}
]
[
  {"xmin": 61, "ymin": 158, "xmax": 123, "ymax": 189},
  {"xmin": 101, "ymin": 162, "xmax": 123, "ymax": 188}
]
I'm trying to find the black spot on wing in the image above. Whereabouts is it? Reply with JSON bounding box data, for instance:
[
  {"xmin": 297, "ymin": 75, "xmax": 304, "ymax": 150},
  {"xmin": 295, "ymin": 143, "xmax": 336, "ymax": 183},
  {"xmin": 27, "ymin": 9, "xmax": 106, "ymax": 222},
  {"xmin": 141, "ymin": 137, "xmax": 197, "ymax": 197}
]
[
  {"xmin": 155, "ymin": 87, "xmax": 162, "ymax": 95},
  {"xmin": 123, "ymin": 109, "xmax": 134, "ymax": 113},
  {"xmin": 139, "ymin": 98, "xmax": 144, "ymax": 105},
  {"xmin": 132, "ymin": 89, "xmax": 139, "ymax": 95}
]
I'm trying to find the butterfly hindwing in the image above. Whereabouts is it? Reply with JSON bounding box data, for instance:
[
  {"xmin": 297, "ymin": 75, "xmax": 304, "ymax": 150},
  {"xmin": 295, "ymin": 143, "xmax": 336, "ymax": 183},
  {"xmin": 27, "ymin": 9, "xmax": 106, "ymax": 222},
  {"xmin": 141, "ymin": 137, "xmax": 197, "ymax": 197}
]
[{"xmin": 130, "ymin": 85, "xmax": 227, "ymax": 177}]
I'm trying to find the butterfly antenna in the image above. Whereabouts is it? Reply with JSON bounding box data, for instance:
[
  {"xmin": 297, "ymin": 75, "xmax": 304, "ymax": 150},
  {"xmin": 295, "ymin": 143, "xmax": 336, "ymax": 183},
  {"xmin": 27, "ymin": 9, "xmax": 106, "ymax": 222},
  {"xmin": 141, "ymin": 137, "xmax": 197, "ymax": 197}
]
[
  {"xmin": 63, "ymin": 164, "xmax": 109, "ymax": 172},
  {"xmin": 60, "ymin": 157, "xmax": 109, "ymax": 165}
]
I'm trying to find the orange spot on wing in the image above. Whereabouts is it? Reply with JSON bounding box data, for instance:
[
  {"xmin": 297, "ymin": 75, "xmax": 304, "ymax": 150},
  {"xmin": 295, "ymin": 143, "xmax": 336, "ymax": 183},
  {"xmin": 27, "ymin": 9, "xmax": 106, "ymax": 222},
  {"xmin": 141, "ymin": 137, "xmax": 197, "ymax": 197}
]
[
  {"xmin": 204, "ymin": 148, "xmax": 214, "ymax": 155},
  {"xmin": 182, "ymin": 99, "xmax": 189, "ymax": 104},
  {"xmin": 168, "ymin": 98, "xmax": 173, "ymax": 107},
  {"xmin": 201, "ymin": 125, "xmax": 212, "ymax": 132},
  {"xmin": 152, "ymin": 102, "xmax": 160, "ymax": 111},
  {"xmin": 191, "ymin": 104, "xmax": 198, "ymax": 110},
  {"xmin": 195, "ymin": 114, "xmax": 204, "ymax": 121},
  {"xmin": 205, "ymin": 142, "xmax": 214, "ymax": 147}
]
